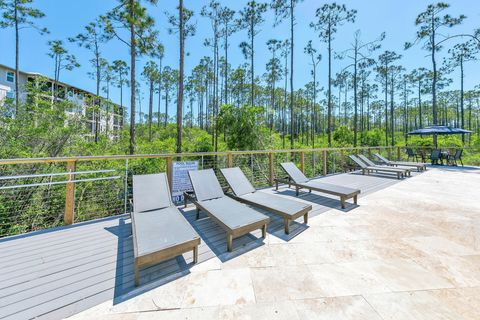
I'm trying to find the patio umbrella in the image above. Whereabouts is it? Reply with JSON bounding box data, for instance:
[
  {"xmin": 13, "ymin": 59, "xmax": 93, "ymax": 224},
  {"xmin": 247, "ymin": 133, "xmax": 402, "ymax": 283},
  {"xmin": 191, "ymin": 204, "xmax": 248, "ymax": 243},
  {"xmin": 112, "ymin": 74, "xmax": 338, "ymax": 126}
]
[{"xmin": 407, "ymin": 125, "xmax": 472, "ymax": 148}]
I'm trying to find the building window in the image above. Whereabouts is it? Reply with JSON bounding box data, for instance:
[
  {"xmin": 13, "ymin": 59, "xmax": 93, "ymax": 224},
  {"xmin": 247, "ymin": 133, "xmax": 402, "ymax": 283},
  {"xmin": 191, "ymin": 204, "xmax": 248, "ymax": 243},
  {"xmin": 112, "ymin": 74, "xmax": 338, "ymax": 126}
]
[
  {"xmin": 6, "ymin": 71, "xmax": 15, "ymax": 83},
  {"xmin": 6, "ymin": 91, "xmax": 15, "ymax": 99}
]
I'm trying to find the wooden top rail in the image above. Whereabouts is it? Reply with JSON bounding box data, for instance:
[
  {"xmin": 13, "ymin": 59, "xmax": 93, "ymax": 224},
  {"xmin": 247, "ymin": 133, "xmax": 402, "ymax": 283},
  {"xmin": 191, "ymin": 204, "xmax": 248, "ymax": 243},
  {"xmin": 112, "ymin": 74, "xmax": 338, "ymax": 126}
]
[{"xmin": 0, "ymin": 146, "xmax": 401, "ymax": 166}]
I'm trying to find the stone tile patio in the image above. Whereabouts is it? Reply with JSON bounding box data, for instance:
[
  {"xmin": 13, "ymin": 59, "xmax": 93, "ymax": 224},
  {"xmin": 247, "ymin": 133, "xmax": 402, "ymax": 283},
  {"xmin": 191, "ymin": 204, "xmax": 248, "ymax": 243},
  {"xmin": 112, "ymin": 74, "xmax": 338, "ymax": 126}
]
[{"xmin": 70, "ymin": 167, "xmax": 480, "ymax": 319}]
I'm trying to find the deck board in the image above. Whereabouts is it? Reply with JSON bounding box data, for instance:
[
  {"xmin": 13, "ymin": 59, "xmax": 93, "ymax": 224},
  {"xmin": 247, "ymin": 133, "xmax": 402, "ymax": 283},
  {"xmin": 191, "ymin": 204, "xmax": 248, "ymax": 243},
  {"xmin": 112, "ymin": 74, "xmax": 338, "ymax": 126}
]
[{"xmin": 0, "ymin": 171, "xmax": 413, "ymax": 320}]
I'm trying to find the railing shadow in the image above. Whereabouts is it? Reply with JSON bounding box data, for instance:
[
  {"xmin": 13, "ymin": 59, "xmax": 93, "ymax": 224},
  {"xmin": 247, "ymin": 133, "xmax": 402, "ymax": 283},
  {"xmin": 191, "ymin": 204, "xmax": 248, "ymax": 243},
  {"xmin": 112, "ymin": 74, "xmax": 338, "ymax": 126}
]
[{"xmin": 0, "ymin": 214, "xmax": 127, "ymax": 244}]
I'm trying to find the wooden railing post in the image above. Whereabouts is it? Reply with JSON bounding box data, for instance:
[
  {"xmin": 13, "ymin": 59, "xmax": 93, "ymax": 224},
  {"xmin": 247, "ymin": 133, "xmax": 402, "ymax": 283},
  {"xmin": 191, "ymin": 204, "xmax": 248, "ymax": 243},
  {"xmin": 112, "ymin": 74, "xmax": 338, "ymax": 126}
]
[
  {"xmin": 166, "ymin": 157, "xmax": 173, "ymax": 190},
  {"xmin": 227, "ymin": 153, "xmax": 233, "ymax": 168},
  {"xmin": 397, "ymin": 146, "xmax": 401, "ymax": 160},
  {"xmin": 300, "ymin": 151, "xmax": 305, "ymax": 173},
  {"xmin": 340, "ymin": 149, "xmax": 345, "ymax": 172},
  {"xmin": 64, "ymin": 160, "xmax": 76, "ymax": 225},
  {"xmin": 323, "ymin": 150, "xmax": 327, "ymax": 176},
  {"xmin": 268, "ymin": 152, "xmax": 274, "ymax": 186}
]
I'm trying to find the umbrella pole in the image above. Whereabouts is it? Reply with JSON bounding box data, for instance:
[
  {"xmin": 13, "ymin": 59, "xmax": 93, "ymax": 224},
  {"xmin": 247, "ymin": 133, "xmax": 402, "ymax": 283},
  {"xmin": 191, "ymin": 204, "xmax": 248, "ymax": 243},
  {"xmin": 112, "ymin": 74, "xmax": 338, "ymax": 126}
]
[{"xmin": 433, "ymin": 133, "xmax": 437, "ymax": 149}]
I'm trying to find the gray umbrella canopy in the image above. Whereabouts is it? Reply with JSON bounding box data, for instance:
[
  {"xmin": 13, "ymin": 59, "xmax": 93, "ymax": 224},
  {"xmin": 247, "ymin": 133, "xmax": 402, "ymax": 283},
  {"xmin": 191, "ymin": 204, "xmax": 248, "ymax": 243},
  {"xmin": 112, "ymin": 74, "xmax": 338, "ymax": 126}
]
[
  {"xmin": 407, "ymin": 125, "xmax": 472, "ymax": 148},
  {"xmin": 408, "ymin": 125, "xmax": 472, "ymax": 135}
]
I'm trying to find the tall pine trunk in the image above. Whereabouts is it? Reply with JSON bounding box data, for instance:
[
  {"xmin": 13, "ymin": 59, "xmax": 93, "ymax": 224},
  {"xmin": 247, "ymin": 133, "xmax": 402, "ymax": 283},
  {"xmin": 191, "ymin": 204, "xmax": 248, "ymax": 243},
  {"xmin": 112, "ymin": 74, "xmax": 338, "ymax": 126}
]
[
  {"xmin": 327, "ymin": 30, "xmax": 332, "ymax": 146},
  {"xmin": 158, "ymin": 56, "xmax": 163, "ymax": 127},
  {"xmin": 353, "ymin": 51, "xmax": 358, "ymax": 147},
  {"xmin": 148, "ymin": 79, "xmax": 153, "ymax": 141},
  {"xmin": 14, "ymin": 1, "xmax": 20, "ymax": 114},
  {"xmin": 129, "ymin": 0, "xmax": 136, "ymax": 155},
  {"xmin": 177, "ymin": 0, "xmax": 184, "ymax": 154},
  {"xmin": 460, "ymin": 57, "xmax": 465, "ymax": 143},
  {"xmin": 289, "ymin": 0, "xmax": 294, "ymax": 149}
]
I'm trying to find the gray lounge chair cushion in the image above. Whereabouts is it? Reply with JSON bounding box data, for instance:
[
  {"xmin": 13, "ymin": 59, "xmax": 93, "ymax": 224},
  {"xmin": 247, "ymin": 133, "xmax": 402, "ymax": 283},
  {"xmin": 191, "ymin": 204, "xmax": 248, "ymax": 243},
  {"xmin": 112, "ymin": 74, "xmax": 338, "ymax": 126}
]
[
  {"xmin": 358, "ymin": 155, "xmax": 380, "ymax": 167},
  {"xmin": 375, "ymin": 153, "xmax": 426, "ymax": 167},
  {"xmin": 198, "ymin": 197, "xmax": 268, "ymax": 230},
  {"xmin": 220, "ymin": 167, "xmax": 256, "ymax": 196},
  {"xmin": 133, "ymin": 173, "xmax": 172, "ymax": 212},
  {"xmin": 188, "ymin": 169, "xmax": 224, "ymax": 201},
  {"xmin": 132, "ymin": 206, "xmax": 199, "ymax": 257},
  {"xmin": 280, "ymin": 162, "xmax": 309, "ymax": 183},
  {"xmin": 391, "ymin": 161, "xmax": 425, "ymax": 167},
  {"xmin": 350, "ymin": 155, "xmax": 405, "ymax": 173},
  {"xmin": 240, "ymin": 192, "xmax": 311, "ymax": 217},
  {"xmin": 349, "ymin": 155, "xmax": 367, "ymax": 168},
  {"xmin": 303, "ymin": 180, "xmax": 359, "ymax": 196}
]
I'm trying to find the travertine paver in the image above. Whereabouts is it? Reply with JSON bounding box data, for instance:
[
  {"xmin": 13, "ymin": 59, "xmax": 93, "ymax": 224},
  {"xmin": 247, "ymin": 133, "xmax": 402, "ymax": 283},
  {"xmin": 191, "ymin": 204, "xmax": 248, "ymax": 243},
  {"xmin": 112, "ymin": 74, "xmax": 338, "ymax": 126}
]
[{"xmin": 70, "ymin": 167, "xmax": 480, "ymax": 320}]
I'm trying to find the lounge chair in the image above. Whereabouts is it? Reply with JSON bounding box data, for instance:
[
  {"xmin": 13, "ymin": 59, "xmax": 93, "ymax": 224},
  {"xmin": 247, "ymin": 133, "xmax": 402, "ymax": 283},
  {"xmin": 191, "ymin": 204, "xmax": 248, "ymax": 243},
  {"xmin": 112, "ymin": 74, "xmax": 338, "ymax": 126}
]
[
  {"xmin": 131, "ymin": 173, "xmax": 201, "ymax": 286},
  {"xmin": 220, "ymin": 167, "xmax": 312, "ymax": 234},
  {"xmin": 349, "ymin": 155, "xmax": 407, "ymax": 179},
  {"xmin": 276, "ymin": 162, "xmax": 360, "ymax": 209},
  {"xmin": 374, "ymin": 153, "xmax": 427, "ymax": 171},
  {"xmin": 448, "ymin": 149, "xmax": 463, "ymax": 166},
  {"xmin": 186, "ymin": 169, "xmax": 270, "ymax": 252},
  {"xmin": 358, "ymin": 154, "xmax": 412, "ymax": 176}
]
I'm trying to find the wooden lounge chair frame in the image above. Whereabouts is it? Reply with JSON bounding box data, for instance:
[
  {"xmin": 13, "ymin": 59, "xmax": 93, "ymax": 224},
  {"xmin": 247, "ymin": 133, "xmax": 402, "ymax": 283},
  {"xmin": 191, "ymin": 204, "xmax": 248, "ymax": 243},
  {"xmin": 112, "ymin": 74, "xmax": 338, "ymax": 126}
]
[
  {"xmin": 220, "ymin": 167, "xmax": 311, "ymax": 234},
  {"xmin": 185, "ymin": 169, "xmax": 269, "ymax": 252},
  {"xmin": 275, "ymin": 162, "xmax": 360, "ymax": 209},
  {"xmin": 349, "ymin": 155, "xmax": 406, "ymax": 179},
  {"xmin": 131, "ymin": 173, "xmax": 200, "ymax": 286},
  {"xmin": 358, "ymin": 154, "xmax": 412, "ymax": 177},
  {"xmin": 374, "ymin": 153, "xmax": 427, "ymax": 171}
]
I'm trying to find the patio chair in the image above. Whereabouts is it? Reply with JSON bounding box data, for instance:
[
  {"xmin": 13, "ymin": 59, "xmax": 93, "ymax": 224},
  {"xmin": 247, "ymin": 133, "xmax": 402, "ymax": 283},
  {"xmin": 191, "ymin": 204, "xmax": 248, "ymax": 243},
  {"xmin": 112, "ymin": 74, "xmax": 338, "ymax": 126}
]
[
  {"xmin": 374, "ymin": 153, "xmax": 427, "ymax": 171},
  {"xmin": 131, "ymin": 173, "xmax": 201, "ymax": 286},
  {"xmin": 358, "ymin": 154, "xmax": 412, "ymax": 176},
  {"xmin": 186, "ymin": 169, "xmax": 270, "ymax": 252},
  {"xmin": 448, "ymin": 149, "xmax": 463, "ymax": 166},
  {"xmin": 220, "ymin": 167, "xmax": 312, "ymax": 234},
  {"xmin": 430, "ymin": 149, "xmax": 443, "ymax": 165},
  {"xmin": 406, "ymin": 147, "xmax": 421, "ymax": 162},
  {"xmin": 349, "ymin": 155, "xmax": 407, "ymax": 179},
  {"xmin": 276, "ymin": 162, "xmax": 360, "ymax": 209}
]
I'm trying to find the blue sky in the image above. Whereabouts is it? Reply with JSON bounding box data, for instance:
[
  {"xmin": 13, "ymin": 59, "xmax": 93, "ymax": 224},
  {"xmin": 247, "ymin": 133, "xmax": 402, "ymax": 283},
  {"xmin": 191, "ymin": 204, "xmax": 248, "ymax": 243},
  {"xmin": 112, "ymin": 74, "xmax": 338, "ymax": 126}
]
[{"xmin": 1, "ymin": 0, "xmax": 479, "ymax": 109}]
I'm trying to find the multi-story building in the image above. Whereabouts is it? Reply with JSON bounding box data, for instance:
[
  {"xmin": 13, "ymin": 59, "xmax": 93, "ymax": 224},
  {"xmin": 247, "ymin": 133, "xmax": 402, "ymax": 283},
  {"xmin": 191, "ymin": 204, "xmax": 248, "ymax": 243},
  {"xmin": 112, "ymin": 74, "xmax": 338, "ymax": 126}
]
[{"xmin": 0, "ymin": 63, "xmax": 124, "ymax": 138}]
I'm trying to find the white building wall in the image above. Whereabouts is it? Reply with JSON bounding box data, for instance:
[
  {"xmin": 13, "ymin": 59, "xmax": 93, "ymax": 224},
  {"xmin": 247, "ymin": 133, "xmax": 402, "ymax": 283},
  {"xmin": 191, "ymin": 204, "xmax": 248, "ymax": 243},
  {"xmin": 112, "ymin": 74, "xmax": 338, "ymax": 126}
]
[{"xmin": 0, "ymin": 64, "xmax": 123, "ymax": 138}]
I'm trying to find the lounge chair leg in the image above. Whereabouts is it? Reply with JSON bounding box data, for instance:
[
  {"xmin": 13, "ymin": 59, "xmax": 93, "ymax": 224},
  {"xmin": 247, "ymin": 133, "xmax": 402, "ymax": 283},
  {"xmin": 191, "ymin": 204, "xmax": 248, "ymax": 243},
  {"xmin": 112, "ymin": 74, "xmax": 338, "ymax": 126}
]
[
  {"xmin": 353, "ymin": 195, "xmax": 358, "ymax": 205},
  {"xmin": 295, "ymin": 187, "xmax": 299, "ymax": 196},
  {"xmin": 196, "ymin": 207, "xmax": 200, "ymax": 220},
  {"xmin": 184, "ymin": 196, "xmax": 187, "ymax": 208},
  {"xmin": 262, "ymin": 224, "xmax": 267, "ymax": 238},
  {"xmin": 134, "ymin": 262, "xmax": 139, "ymax": 287},
  {"xmin": 275, "ymin": 179, "xmax": 278, "ymax": 190},
  {"xmin": 227, "ymin": 233, "xmax": 233, "ymax": 252},
  {"xmin": 340, "ymin": 196, "xmax": 345, "ymax": 209},
  {"xmin": 303, "ymin": 213, "xmax": 308, "ymax": 224},
  {"xmin": 284, "ymin": 219, "xmax": 290, "ymax": 234},
  {"xmin": 193, "ymin": 246, "xmax": 198, "ymax": 264}
]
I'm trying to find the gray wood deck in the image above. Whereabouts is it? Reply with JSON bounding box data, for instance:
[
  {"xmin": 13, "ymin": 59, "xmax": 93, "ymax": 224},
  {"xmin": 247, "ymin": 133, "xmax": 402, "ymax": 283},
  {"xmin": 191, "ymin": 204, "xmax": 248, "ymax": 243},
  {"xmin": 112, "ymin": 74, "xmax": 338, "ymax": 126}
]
[{"xmin": 0, "ymin": 171, "xmax": 416, "ymax": 320}]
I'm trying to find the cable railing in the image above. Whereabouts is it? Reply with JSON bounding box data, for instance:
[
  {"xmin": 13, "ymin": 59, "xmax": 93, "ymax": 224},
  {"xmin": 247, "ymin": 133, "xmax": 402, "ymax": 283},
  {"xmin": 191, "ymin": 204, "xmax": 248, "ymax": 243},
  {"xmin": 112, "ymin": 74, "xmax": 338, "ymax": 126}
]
[{"xmin": 0, "ymin": 145, "xmax": 478, "ymax": 238}]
